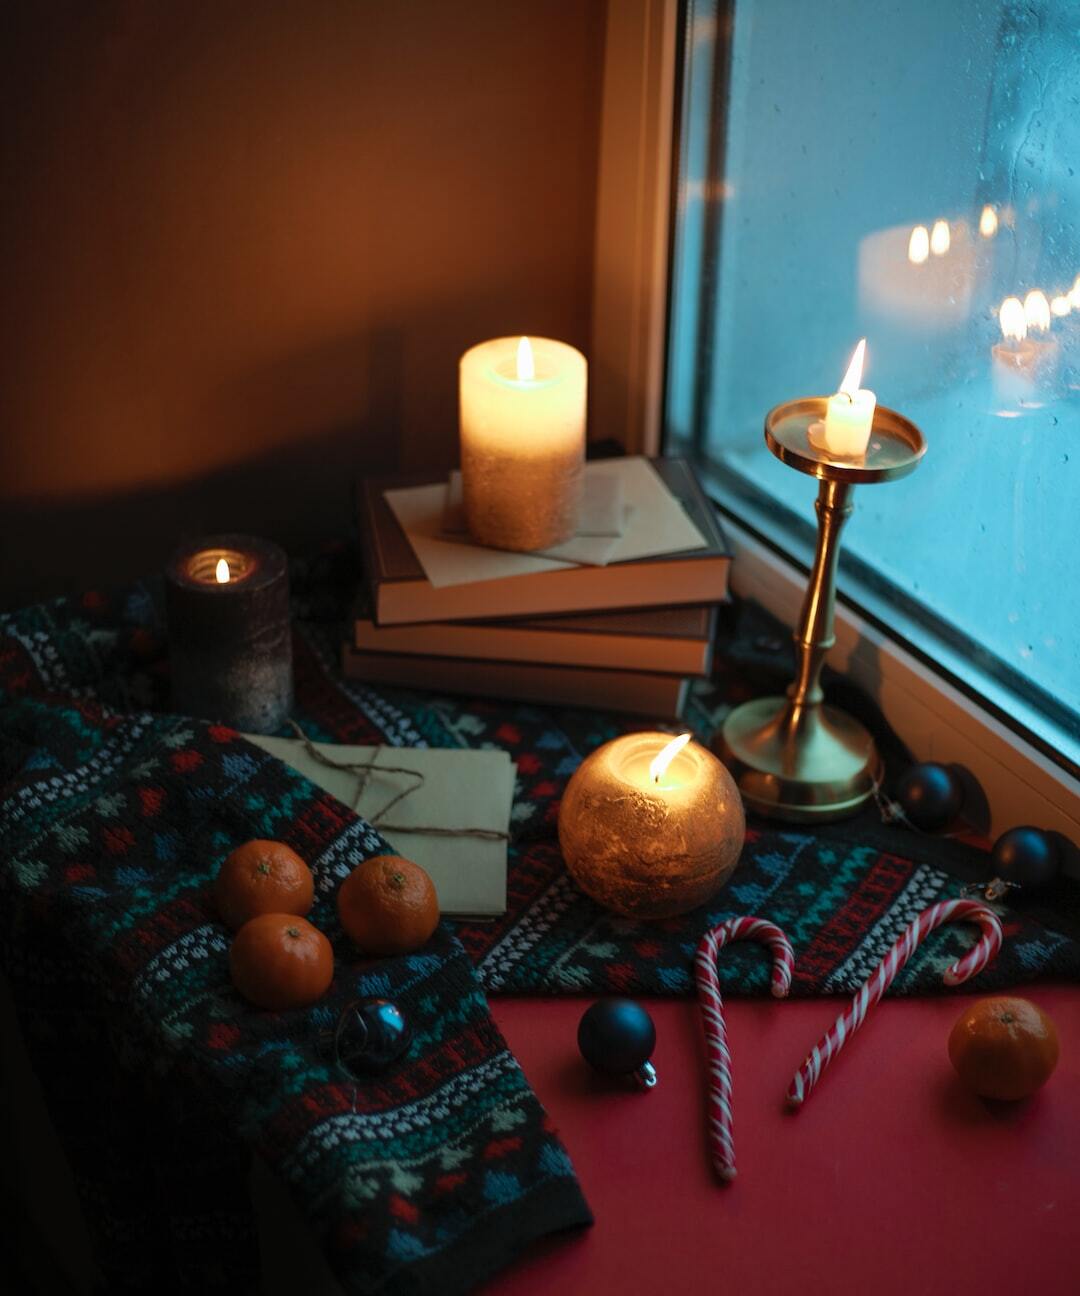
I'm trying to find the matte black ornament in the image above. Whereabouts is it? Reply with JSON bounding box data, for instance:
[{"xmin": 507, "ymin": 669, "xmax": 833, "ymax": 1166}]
[
  {"xmin": 331, "ymin": 999, "xmax": 412, "ymax": 1077},
  {"xmin": 578, "ymin": 998, "xmax": 657, "ymax": 1088},
  {"xmin": 991, "ymin": 826, "xmax": 1061, "ymax": 892},
  {"xmin": 896, "ymin": 762, "xmax": 964, "ymax": 832}
]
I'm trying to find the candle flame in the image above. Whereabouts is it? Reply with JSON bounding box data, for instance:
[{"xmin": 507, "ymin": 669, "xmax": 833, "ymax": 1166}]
[
  {"xmin": 999, "ymin": 297, "xmax": 1027, "ymax": 343},
  {"xmin": 930, "ymin": 220, "xmax": 950, "ymax": 256},
  {"xmin": 1023, "ymin": 290, "xmax": 1051, "ymax": 334},
  {"xmin": 516, "ymin": 335, "xmax": 535, "ymax": 381},
  {"xmin": 1051, "ymin": 294, "xmax": 1071, "ymax": 318},
  {"xmin": 650, "ymin": 733, "xmax": 691, "ymax": 785},
  {"xmin": 907, "ymin": 225, "xmax": 929, "ymax": 265},
  {"xmin": 215, "ymin": 557, "xmax": 230, "ymax": 584},
  {"xmin": 838, "ymin": 339, "xmax": 867, "ymax": 398},
  {"xmin": 979, "ymin": 205, "xmax": 998, "ymax": 238}
]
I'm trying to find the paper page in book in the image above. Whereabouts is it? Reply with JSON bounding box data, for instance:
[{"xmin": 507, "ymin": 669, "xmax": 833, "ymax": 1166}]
[
  {"xmin": 382, "ymin": 483, "xmax": 575, "ymax": 588},
  {"xmin": 244, "ymin": 735, "xmax": 513, "ymax": 917},
  {"xmin": 385, "ymin": 456, "xmax": 708, "ymax": 589}
]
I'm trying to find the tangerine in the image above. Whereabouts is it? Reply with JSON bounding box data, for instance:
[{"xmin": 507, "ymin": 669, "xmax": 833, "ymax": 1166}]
[
  {"xmin": 229, "ymin": 913, "xmax": 333, "ymax": 1010},
  {"xmin": 948, "ymin": 996, "xmax": 1059, "ymax": 1101},
  {"xmin": 215, "ymin": 839, "xmax": 314, "ymax": 930},
  {"xmin": 337, "ymin": 855, "xmax": 440, "ymax": 956}
]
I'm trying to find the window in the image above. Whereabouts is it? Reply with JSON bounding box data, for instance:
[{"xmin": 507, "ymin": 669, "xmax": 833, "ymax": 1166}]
[{"xmin": 666, "ymin": 0, "xmax": 1080, "ymax": 772}]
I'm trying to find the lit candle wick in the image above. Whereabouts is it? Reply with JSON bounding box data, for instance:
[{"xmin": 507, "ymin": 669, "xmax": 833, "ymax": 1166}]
[
  {"xmin": 516, "ymin": 335, "xmax": 535, "ymax": 382},
  {"xmin": 215, "ymin": 558, "xmax": 230, "ymax": 584},
  {"xmin": 650, "ymin": 732, "xmax": 692, "ymax": 784}
]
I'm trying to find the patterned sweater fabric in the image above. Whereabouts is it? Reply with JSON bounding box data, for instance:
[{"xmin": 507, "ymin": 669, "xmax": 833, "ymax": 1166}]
[
  {"xmin": 2, "ymin": 560, "xmax": 1078, "ymax": 1293},
  {"xmin": 0, "ymin": 591, "xmax": 591, "ymax": 1293}
]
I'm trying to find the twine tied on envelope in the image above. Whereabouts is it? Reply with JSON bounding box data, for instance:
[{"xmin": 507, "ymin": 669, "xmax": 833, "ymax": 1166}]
[{"xmin": 288, "ymin": 721, "xmax": 509, "ymax": 842}]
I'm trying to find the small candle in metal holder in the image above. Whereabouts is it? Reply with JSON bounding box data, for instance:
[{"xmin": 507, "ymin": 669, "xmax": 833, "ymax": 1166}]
[
  {"xmin": 459, "ymin": 335, "xmax": 586, "ymax": 552},
  {"xmin": 558, "ymin": 732, "xmax": 745, "ymax": 920},
  {"xmin": 166, "ymin": 534, "xmax": 292, "ymax": 734}
]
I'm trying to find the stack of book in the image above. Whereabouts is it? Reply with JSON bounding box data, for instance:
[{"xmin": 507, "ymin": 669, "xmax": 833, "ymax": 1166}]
[{"xmin": 344, "ymin": 457, "xmax": 732, "ymax": 718}]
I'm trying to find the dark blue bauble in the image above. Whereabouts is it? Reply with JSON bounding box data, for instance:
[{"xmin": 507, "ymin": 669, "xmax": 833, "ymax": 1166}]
[
  {"xmin": 991, "ymin": 826, "xmax": 1061, "ymax": 891},
  {"xmin": 896, "ymin": 762, "xmax": 964, "ymax": 832},
  {"xmin": 578, "ymin": 998, "xmax": 656, "ymax": 1077},
  {"xmin": 334, "ymin": 998, "xmax": 412, "ymax": 1077}
]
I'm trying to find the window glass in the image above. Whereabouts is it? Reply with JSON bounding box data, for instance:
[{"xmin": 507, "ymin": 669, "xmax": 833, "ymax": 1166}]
[{"xmin": 667, "ymin": 0, "xmax": 1080, "ymax": 766}]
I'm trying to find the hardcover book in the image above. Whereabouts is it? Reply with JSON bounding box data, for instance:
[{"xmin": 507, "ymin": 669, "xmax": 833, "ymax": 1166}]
[
  {"xmin": 358, "ymin": 457, "xmax": 731, "ymax": 625},
  {"xmin": 353, "ymin": 603, "xmax": 717, "ymax": 675},
  {"xmin": 341, "ymin": 646, "xmax": 691, "ymax": 719}
]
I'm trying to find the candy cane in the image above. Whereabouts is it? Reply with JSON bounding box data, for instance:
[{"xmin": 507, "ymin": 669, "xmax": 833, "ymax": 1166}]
[
  {"xmin": 787, "ymin": 898, "xmax": 1003, "ymax": 1108},
  {"xmin": 695, "ymin": 916, "xmax": 795, "ymax": 1182}
]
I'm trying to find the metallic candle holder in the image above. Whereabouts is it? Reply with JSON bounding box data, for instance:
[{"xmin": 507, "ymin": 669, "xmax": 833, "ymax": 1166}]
[{"xmin": 717, "ymin": 399, "xmax": 926, "ymax": 822}]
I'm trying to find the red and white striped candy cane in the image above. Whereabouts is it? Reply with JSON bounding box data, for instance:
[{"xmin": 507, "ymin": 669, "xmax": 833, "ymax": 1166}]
[
  {"xmin": 787, "ymin": 898, "xmax": 1003, "ymax": 1109},
  {"xmin": 695, "ymin": 916, "xmax": 795, "ymax": 1182}
]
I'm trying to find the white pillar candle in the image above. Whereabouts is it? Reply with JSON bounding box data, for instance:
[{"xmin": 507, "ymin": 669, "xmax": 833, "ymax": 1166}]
[
  {"xmin": 820, "ymin": 338, "xmax": 877, "ymax": 457},
  {"xmin": 459, "ymin": 335, "xmax": 586, "ymax": 552}
]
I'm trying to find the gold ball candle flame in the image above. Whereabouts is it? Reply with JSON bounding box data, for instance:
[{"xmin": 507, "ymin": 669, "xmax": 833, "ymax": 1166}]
[{"xmin": 558, "ymin": 732, "xmax": 745, "ymax": 920}]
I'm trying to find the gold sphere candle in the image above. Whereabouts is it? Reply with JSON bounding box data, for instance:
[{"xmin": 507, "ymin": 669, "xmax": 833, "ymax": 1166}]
[
  {"xmin": 459, "ymin": 335, "xmax": 586, "ymax": 552},
  {"xmin": 558, "ymin": 732, "xmax": 745, "ymax": 920}
]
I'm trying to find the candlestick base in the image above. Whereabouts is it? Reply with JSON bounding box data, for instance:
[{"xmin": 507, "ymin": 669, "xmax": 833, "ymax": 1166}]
[{"xmin": 717, "ymin": 696, "xmax": 883, "ymax": 823}]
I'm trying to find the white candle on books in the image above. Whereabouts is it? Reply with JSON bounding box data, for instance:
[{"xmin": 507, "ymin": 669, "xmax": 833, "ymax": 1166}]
[{"xmin": 459, "ymin": 335, "xmax": 586, "ymax": 552}]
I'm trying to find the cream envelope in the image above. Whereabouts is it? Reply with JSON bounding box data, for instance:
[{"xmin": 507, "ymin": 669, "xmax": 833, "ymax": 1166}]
[
  {"xmin": 384, "ymin": 456, "xmax": 706, "ymax": 589},
  {"xmin": 245, "ymin": 735, "xmax": 514, "ymax": 917}
]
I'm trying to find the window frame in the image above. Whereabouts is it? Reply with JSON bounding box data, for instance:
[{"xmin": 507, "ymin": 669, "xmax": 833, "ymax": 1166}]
[{"xmin": 592, "ymin": 0, "xmax": 1080, "ymax": 860}]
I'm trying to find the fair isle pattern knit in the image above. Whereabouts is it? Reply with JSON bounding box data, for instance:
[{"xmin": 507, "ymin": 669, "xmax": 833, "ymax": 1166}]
[
  {"xmin": 2, "ymin": 566, "xmax": 1079, "ymax": 1291},
  {"xmin": 0, "ymin": 639, "xmax": 590, "ymax": 1293}
]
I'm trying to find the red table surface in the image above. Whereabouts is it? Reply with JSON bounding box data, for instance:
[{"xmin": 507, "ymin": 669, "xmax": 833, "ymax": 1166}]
[{"xmin": 484, "ymin": 989, "xmax": 1079, "ymax": 1296}]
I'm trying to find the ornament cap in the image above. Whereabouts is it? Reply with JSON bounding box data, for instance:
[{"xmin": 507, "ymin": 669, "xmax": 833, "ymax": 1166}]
[{"xmin": 634, "ymin": 1060, "xmax": 658, "ymax": 1090}]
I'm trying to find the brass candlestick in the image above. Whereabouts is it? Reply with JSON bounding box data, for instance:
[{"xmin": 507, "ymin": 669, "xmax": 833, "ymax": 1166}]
[{"xmin": 718, "ymin": 398, "xmax": 926, "ymax": 822}]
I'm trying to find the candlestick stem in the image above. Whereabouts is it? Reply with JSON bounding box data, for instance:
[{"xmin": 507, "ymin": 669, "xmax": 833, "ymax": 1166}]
[
  {"xmin": 788, "ymin": 478, "xmax": 852, "ymax": 711},
  {"xmin": 716, "ymin": 398, "xmax": 924, "ymax": 823}
]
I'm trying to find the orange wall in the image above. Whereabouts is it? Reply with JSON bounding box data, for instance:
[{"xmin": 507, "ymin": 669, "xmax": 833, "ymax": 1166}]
[{"xmin": 0, "ymin": 1, "xmax": 605, "ymax": 606}]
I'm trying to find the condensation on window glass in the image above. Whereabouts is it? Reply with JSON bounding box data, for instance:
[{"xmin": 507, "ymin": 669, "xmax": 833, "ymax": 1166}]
[{"xmin": 671, "ymin": 0, "xmax": 1079, "ymax": 746}]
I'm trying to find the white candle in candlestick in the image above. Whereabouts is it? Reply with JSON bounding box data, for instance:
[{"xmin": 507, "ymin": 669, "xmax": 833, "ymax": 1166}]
[
  {"xmin": 820, "ymin": 338, "xmax": 877, "ymax": 457},
  {"xmin": 459, "ymin": 335, "xmax": 586, "ymax": 552}
]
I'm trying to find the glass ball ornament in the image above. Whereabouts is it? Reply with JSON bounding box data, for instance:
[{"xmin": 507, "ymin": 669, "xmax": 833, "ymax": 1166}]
[
  {"xmin": 991, "ymin": 826, "xmax": 1061, "ymax": 892},
  {"xmin": 330, "ymin": 998, "xmax": 412, "ymax": 1077},
  {"xmin": 578, "ymin": 998, "xmax": 658, "ymax": 1088},
  {"xmin": 558, "ymin": 732, "xmax": 745, "ymax": 920},
  {"xmin": 895, "ymin": 761, "xmax": 964, "ymax": 832}
]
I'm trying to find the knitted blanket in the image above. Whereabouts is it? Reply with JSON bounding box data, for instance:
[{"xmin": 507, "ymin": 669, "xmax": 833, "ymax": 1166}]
[
  {"xmin": 0, "ymin": 600, "xmax": 590, "ymax": 1293},
  {"xmin": 2, "ymin": 561, "xmax": 1078, "ymax": 1293}
]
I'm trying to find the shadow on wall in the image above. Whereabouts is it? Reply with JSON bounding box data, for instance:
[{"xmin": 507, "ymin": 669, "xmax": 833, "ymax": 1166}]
[
  {"xmin": 0, "ymin": 417, "xmax": 393, "ymax": 611},
  {"xmin": 0, "ymin": 316, "xmax": 411, "ymax": 609},
  {"xmin": 0, "ymin": 0, "xmax": 605, "ymax": 608}
]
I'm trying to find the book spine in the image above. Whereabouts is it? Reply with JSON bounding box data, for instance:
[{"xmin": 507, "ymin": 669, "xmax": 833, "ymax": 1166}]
[{"xmin": 357, "ymin": 482, "xmax": 383, "ymax": 623}]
